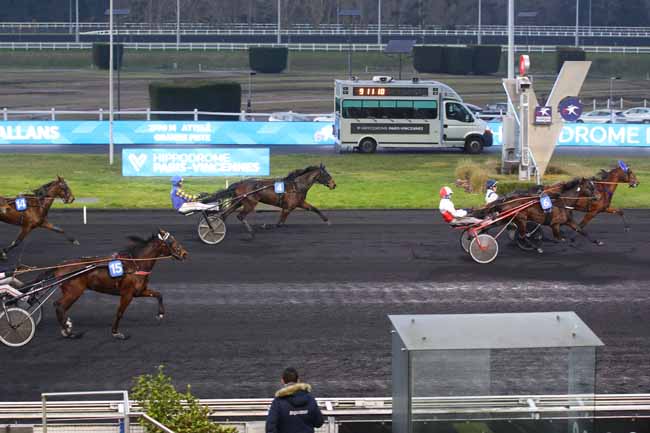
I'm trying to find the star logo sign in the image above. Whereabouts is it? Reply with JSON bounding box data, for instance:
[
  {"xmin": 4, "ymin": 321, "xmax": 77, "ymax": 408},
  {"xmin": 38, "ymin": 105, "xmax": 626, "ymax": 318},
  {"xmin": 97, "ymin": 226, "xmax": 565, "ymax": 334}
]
[
  {"xmin": 558, "ymin": 97, "xmax": 583, "ymax": 122},
  {"xmin": 564, "ymin": 105, "xmax": 579, "ymax": 115},
  {"xmin": 539, "ymin": 107, "xmax": 550, "ymax": 116}
]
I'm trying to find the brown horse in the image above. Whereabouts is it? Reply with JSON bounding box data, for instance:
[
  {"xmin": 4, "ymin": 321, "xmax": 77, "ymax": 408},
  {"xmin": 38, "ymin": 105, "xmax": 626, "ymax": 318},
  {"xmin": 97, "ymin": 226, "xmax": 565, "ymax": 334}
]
[
  {"xmin": 45, "ymin": 229, "xmax": 188, "ymax": 340},
  {"xmin": 204, "ymin": 164, "xmax": 337, "ymax": 237},
  {"xmin": 511, "ymin": 177, "xmax": 601, "ymax": 249},
  {"xmin": 572, "ymin": 161, "xmax": 639, "ymax": 233},
  {"xmin": 0, "ymin": 176, "xmax": 77, "ymax": 260}
]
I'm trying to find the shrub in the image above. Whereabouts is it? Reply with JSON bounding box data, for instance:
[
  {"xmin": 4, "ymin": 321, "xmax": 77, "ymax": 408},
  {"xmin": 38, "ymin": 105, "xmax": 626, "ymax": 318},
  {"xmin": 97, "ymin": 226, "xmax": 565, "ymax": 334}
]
[
  {"xmin": 469, "ymin": 167, "xmax": 490, "ymax": 193},
  {"xmin": 412, "ymin": 46, "xmax": 443, "ymax": 73},
  {"xmin": 132, "ymin": 366, "xmax": 237, "ymax": 433},
  {"xmin": 249, "ymin": 47, "xmax": 288, "ymax": 73},
  {"xmin": 148, "ymin": 80, "xmax": 241, "ymax": 120},
  {"xmin": 497, "ymin": 181, "xmax": 538, "ymax": 195},
  {"xmin": 92, "ymin": 43, "xmax": 124, "ymax": 70},
  {"xmin": 556, "ymin": 47, "xmax": 586, "ymax": 73},
  {"xmin": 442, "ymin": 46, "xmax": 474, "ymax": 75},
  {"xmin": 470, "ymin": 45, "xmax": 501, "ymax": 75},
  {"xmin": 454, "ymin": 158, "xmax": 479, "ymax": 181}
]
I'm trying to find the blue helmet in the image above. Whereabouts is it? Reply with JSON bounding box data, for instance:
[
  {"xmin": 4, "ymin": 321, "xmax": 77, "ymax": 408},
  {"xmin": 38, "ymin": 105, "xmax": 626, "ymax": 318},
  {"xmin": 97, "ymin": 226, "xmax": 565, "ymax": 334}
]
[
  {"xmin": 171, "ymin": 176, "xmax": 183, "ymax": 186},
  {"xmin": 486, "ymin": 179, "xmax": 498, "ymax": 189}
]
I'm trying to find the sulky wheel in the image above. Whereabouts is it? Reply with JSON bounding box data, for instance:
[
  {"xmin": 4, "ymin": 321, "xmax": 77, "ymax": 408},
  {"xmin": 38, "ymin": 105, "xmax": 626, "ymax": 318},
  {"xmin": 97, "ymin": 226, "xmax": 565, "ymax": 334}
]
[
  {"xmin": 17, "ymin": 296, "xmax": 43, "ymax": 327},
  {"xmin": 460, "ymin": 228, "xmax": 474, "ymax": 253},
  {"xmin": 0, "ymin": 307, "xmax": 36, "ymax": 347},
  {"xmin": 515, "ymin": 222, "xmax": 544, "ymax": 251},
  {"xmin": 469, "ymin": 234, "xmax": 499, "ymax": 264},
  {"xmin": 197, "ymin": 214, "xmax": 227, "ymax": 245}
]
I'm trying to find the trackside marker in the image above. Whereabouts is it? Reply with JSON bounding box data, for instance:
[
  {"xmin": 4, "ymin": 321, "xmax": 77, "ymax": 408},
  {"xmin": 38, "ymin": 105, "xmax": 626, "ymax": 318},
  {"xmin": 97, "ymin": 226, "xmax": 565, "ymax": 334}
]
[{"xmin": 83, "ymin": 206, "xmax": 87, "ymax": 225}]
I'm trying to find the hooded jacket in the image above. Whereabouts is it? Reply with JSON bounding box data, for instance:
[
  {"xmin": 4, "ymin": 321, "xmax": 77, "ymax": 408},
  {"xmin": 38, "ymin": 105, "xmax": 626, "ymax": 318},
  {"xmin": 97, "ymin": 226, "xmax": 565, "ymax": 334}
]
[{"xmin": 266, "ymin": 383, "xmax": 324, "ymax": 433}]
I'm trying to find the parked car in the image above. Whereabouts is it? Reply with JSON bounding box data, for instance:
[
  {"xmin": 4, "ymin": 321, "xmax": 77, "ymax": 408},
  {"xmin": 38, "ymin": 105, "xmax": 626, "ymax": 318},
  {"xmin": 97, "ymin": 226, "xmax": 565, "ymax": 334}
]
[
  {"xmin": 464, "ymin": 103, "xmax": 483, "ymax": 116},
  {"xmin": 576, "ymin": 109, "xmax": 626, "ymax": 123},
  {"xmin": 620, "ymin": 107, "xmax": 650, "ymax": 124},
  {"xmin": 313, "ymin": 113, "xmax": 335, "ymax": 122},
  {"xmin": 480, "ymin": 102, "xmax": 508, "ymax": 121}
]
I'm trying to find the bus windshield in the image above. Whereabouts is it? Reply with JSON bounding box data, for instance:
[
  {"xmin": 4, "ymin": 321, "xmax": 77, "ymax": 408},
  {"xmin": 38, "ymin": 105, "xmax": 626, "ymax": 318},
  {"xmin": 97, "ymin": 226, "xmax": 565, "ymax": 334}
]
[{"xmin": 342, "ymin": 99, "xmax": 438, "ymax": 119}]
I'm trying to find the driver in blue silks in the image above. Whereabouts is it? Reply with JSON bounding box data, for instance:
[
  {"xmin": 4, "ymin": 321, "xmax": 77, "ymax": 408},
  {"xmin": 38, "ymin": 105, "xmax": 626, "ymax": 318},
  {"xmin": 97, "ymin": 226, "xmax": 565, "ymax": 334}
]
[{"xmin": 170, "ymin": 176, "xmax": 208, "ymax": 211}]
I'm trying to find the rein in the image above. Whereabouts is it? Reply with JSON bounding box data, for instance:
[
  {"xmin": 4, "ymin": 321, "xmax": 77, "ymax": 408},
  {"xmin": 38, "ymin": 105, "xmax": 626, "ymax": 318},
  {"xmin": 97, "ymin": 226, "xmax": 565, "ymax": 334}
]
[
  {"xmin": 13, "ymin": 255, "xmax": 173, "ymax": 276},
  {"xmin": 593, "ymin": 181, "xmax": 628, "ymax": 185}
]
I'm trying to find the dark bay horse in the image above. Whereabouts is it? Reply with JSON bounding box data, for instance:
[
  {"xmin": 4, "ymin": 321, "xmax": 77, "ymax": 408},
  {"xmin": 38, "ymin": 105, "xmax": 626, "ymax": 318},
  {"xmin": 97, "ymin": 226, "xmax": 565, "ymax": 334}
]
[
  {"xmin": 45, "ymin": 229, "xmax": 188, "ymax": 340},
  {"xmin": 0, "ymin": 176, "xmax": 77, "ymax": 260},
  {"xmin": 204, "ymin": 164, "xmax": 337, "ymax": 237},
  {"xmin": 572, "ymin": 161, "xmax": 639, "ymax": 233}
]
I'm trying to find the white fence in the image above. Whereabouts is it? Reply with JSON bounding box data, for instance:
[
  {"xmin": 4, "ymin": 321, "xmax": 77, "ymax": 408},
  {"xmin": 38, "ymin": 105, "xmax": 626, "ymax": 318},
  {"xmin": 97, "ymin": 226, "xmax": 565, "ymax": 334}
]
[{"xmin": 3, "ymin": 41, "xmax": 650, "ymax": 54}]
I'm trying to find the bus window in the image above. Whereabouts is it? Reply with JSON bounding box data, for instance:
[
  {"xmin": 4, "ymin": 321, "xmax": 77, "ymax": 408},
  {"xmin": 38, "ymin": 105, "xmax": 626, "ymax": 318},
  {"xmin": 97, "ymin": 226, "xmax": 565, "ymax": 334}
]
[
  {"xmin": 335, "ymin": 98, "xmax": 341, "ymax": 113},
  {"xmin": 396, "ymin": 100, "xmax": 414, "ymax": 119},
  {"xmin": 446, "ymin": 102, "xmax": 473, "ymax": 123},
  {"xmin": 414, "ymin": 100, "xmax": 438, "ymax": 119},
  {"xmin": 363, "ymin": 100, "xmax": 380, "ymax": 118},
  {"xmin": 342, "ymin": 100, "xmax": 362, "ymax": 118},
  {"xmin": 379, "ymin": 100, "xmax": 397, "ymax": 119}
]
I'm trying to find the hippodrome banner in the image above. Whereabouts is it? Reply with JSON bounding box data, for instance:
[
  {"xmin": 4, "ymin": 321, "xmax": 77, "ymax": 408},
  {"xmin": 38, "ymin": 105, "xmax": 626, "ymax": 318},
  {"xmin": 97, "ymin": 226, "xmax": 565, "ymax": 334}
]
[
  {"xmin": 122, "ymin": 148, "xmax": 270, "ymax": 177},
  {"xmin": 0, "ymin": 121, "xmax": 335, "ymax": 146},
  {"xmin": 1, "ymin": 120, "xmax": 650, "ymax": 147}
]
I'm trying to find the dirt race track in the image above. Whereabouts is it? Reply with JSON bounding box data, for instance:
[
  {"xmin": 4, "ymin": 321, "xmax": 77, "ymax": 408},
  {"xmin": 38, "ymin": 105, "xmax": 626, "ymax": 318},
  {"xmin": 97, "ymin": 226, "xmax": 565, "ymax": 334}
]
[{"xmin": 0, "ymin": 209, "xmax": 649, "ymax": 401}]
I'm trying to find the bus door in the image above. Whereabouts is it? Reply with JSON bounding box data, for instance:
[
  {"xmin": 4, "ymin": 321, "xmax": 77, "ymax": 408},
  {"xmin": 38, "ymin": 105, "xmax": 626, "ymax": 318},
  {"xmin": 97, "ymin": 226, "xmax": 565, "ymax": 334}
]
[{"xmin": 443, "ymin": 101, "xmax": 475, "ymax": 145}]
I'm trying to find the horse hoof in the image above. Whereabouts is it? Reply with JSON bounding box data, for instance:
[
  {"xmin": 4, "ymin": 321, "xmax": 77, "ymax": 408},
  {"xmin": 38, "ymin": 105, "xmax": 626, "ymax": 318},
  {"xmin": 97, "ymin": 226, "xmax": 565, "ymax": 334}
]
[
  {"xmin": 596, "ymin": 240, "xmax": 605, "ymax": 246},
  {"xmin": 0, "ymin": 252, "xmax": 6, "ymax": 261},
  {"xmin": 61, "ymin": 329, "xmax": 84, "ymax": 339},
  {"xmin": 536, "ymin": 248, "xmax": 544, "ymax": 254},
  {"xmin": 112, "ymin": 332, "xmax": 130, "ymax": 340},
  {"xmin": 72, "ymin": 240, "xmax": 80, "ymax": 246},
  {"xmin": 156, "ymin": 314, "xmax": 164, "ymax": 322},
  {"xmin": 326, "ymin": 220, "xmax": 332, "ymax": 226}
]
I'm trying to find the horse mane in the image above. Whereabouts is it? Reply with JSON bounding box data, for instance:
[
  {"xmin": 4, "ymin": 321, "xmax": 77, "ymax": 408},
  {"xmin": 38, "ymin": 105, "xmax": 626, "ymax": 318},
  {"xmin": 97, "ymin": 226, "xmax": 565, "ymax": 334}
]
[
  {"xmin": 284, "ymin": 166, "xmax": 319, "ymax": 181},
  {"xmin": 121, "ymin": 234, "xmax": 156, "ymax": 256},
  {"xmin": 559, "ymin": 177, "xmax": 582, "ymax": 191},
  {"xmin": 32, "ymin": 180, "xmax": 56, "ymax": 197}
]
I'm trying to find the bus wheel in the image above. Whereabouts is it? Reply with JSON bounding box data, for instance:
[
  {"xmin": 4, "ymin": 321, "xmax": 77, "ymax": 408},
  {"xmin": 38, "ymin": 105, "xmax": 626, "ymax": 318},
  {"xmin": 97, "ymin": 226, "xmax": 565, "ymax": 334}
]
[
  {"xmin": 464, "ymin": 136, "xmax": 484, "ymax": 154},
  {"xmin": 358, "ymin": 138, "xmax": 377, "ymax": 154}
]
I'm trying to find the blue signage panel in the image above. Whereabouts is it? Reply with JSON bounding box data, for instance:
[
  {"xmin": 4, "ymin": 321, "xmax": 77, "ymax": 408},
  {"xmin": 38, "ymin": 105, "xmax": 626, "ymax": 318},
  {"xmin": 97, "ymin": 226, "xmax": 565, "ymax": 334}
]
[
  {"xmin": 486, "ymin": 121, "xmax": 650, "ymax": 147},
  {"xmin": 122, "ymin": 148, "xmax": 270, "ymax": 177},
  {"xmin": 0, "ymin": 121, "xmax": 335, "ymax": 146}
]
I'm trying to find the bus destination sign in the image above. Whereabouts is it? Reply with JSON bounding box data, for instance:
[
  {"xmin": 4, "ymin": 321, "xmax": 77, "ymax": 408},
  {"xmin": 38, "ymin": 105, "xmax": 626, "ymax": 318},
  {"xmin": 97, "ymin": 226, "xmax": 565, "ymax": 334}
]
[{"xmin": 353, "ymin": 87, "xmax": 429, "ymax": 97}]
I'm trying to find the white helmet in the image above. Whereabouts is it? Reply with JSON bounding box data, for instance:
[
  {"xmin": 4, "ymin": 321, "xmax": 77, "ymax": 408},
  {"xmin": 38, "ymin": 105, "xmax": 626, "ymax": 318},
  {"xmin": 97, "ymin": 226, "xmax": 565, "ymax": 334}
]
[{"xmin": 439, "ymin": 186, "xmax": 453, "ymax": 198}]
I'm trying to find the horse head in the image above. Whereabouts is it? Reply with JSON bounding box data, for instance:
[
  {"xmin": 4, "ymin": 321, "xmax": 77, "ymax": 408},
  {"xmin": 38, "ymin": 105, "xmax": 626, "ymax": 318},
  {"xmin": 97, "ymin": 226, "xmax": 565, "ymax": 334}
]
[
  {"xmin": 43, "ymin": 176, "xmax": 75, "ymax": 204},
  {"xmin": 317, "ymin": 163, "xmax": 336, "ymax": 190},
  {"xmin": 157, "ymin": 229, "xmax": 188, "ymax": 261},
  {"xmin": 615, "ymin": 161, "xmax": 639, "ymax": 188}
]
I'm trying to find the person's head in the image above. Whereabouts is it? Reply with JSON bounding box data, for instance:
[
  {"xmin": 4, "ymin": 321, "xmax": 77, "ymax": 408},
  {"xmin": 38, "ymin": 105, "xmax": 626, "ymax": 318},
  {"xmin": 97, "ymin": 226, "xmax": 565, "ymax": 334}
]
[
  {"xmin": 486, "ymin": 179, "xmax": 498, "ymax": 191},
  {"xmin": 439, "ymin": 186, "xmax": 453, "ymax": 199},
  {"xmin": 281, "ymin": 367, "xmax": 299, "ymax": 384},
  {"xmin": 171, "ymin": 176, "xmax": 183, "ymax": 187}
]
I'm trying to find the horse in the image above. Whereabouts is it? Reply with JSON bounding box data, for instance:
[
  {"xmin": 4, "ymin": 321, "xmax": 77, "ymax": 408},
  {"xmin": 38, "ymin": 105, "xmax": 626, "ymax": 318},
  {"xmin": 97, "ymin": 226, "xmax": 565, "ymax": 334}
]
[
  {"xmin": 511, "ymin": 177, "xmax": 601, "ymax": 249},
  {"xmin": 571, "ymin": 161, "xmax": 639, "ymax": 233},
  {"xmin": 43, "ymin": 229, "xmax": 188, "ymax": 340},
  {"xmin": 0, "ymin": 176, "xmax": 77, "ymax": 261},
  {"xmin": 203, "ymin": 164, "xmax": 337, "ymax": 238}
]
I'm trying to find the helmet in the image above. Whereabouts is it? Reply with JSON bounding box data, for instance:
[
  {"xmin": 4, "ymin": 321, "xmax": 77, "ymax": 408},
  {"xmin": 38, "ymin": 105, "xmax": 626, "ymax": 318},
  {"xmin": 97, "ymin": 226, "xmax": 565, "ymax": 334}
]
[
  {"xmin": 171, "ymin": 176, "xmax": 183, "ymax": 186},
  {"xmin": 439, "ymin": 186, "xmax": 453, "ymax": 198},
  {"xmin": 486, "ymin": 179, "xmax": 498, "ymax": 189}
]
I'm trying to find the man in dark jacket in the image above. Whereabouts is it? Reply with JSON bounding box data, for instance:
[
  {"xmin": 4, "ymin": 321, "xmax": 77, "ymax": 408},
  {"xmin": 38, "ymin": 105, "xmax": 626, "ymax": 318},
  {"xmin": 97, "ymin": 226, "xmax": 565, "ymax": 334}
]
[{"xmin": 266, "ymin": 368, "xmax": 324, "ymax": 433}]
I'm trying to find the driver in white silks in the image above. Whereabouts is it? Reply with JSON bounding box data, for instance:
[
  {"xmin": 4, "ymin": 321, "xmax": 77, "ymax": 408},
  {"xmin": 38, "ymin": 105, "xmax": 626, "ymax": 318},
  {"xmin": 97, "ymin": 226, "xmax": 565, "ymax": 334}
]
[
  {"xmin": 439, "ymin": 186, "xmax": 484, "ymax": 226},
  {"xmin": 0, "ymin": 269, "xmax": 25, "ymax": 299},
  {"xmin": 485, "ymin": 179, "xmax": 499, "ymax": 204}
]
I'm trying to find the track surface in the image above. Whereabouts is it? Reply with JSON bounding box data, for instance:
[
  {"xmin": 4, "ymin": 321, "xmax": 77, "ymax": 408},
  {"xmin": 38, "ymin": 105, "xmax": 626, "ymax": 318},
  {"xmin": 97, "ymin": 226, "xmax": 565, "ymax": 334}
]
[{"xmin": 1, "ymin": 209, "xmax": 649, "ymax": 401}]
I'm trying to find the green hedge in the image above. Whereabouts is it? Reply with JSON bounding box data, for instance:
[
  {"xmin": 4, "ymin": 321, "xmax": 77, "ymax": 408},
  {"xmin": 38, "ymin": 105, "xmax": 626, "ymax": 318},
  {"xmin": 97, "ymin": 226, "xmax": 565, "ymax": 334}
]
[
  {"xmin": 249, "ymin": 47, "xmax": 288, "ymax": 73},
  {"xmin": 442, "ymin": 47, "xmax": 474, "ymax": 75},
  {"xmin": 92, "ymin": 43, "xmax": 124, "ymax": 70},
  {"xmin": 497, "ymin": 181, "xmax": 539, "ymax": 195},
  {"xmin": 412, "ymin": 46, "xmax": 444, "ymax": 73},
  {"xmin": 556, "ymin": 47, "xmax": 586, "ymax": 73},
  {"xmin": 148, "ymin": 80, "xmax": 241, "ymax": 120},
  {"xmin": 470, "ymin": 45, "xmax": 501, "ymax": 75}
]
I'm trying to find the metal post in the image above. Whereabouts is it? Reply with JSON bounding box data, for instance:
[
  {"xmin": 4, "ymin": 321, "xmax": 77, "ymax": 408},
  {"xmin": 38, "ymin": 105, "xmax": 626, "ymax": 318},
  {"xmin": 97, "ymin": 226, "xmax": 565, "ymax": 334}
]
[
  {"xmin": 277, "ymin": 0, "xmax": 281, "ymax": 44},
  {"xmin": 69, "ymin": 0, "xmax": 73, "ymax": 34},
  {"xmin": 477, "ymin": 0, "xmax": 482, "ymax": 45},
  {"xmin": 507, "ymin": 0, "xmax": 514, "ymax": 80},
  {"xmin": 75, "ymin": 0, "xmax": 79, "ymax": 43},
  {"xmin": 377, "ymin": 0, "xmax": 381, "ymax": 45},
  {"xmin": 109, "ymin": 0, "xmax": 114, "ymax": 165},
  {"xmin": 575, "ymin": 0, "xmax": 579, "ymax": 47},
  {"xmin": 123, "ymin": 391, "xmax": 130, "ymax": 433},
  {"xmin": 176, "ymin": 0, "xmax": 180, "ymax": 49},
  {"xmin": 588, "ymin": 0, "xmax": 592, "ymax": 28},
  {"xmin": 42, "ymin": 395, "xmax": 48, "ymax": 433},
  {"xmin": 609, "ymin": 77, "xmax": 614, "ymax": 123}
]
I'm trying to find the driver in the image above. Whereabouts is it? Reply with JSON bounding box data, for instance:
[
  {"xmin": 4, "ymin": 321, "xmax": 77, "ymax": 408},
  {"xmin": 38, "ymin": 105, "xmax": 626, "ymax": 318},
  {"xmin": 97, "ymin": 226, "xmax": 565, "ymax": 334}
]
[
  {"xmin": 439, "ymin": 186, "xmax": 483, "ymax": 225},
  {"xmin": 0, "ymin": 269, "xmax": 25, "ymax": 298},
  {"xmin": 485, "ymin": 179, "xmax": 499, "ymax": 204},
  {"xmin": 170, "ymin": 176, "xmax": 209, "ymax": 211}
]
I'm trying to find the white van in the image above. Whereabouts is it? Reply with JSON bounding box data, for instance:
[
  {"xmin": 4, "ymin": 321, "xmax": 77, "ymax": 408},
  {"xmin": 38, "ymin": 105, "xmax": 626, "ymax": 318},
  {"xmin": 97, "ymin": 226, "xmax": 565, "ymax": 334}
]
[{"xmin": 334, "ymin": 76, "xmax": 493, "ymax": 153}]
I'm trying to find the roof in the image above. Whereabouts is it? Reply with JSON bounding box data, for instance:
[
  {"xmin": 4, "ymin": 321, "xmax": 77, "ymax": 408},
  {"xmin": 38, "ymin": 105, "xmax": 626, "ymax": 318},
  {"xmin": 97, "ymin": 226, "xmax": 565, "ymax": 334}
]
[{"xmin": 389, "ymin": 312, "xmax": 604, "ymax": 350}]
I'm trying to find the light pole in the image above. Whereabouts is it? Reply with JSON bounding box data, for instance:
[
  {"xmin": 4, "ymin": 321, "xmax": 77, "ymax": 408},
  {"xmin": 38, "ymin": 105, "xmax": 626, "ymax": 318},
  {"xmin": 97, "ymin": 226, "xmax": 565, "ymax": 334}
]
[
  {"xmin": 75, "ymin": 0, "xmax": 79, "ymax": 43},
  {"xmin": 377, "ymin": 0, "xmax": 381, "ymax": 45},
  {"xmin": 246, "ymin": 71, "xmax": 257, "ymax": 112},
  {"xmin": 176, "ymin": 0, "xmax": 180, "ymax": 49},
  {"xmin": 477, "ymin": 0, "xmax": 482, "ymax": 45},
  {"xmin": 109, "ymin": 0, "xmax": 114, "ymax": 165},
  {"xmin": 609, "ymin": 76, "xmax": 620, "ymax": 122},
  {"xmin": 575, "ymin": 0, "xmax": 580, "ymax": 47},
  {"xmin": 507, "ymin": 0, "xmax": 514, "ymax": 79},
  {"xmin": 277, "ymin": 0, "xmax": 281, "ymax": 44}
]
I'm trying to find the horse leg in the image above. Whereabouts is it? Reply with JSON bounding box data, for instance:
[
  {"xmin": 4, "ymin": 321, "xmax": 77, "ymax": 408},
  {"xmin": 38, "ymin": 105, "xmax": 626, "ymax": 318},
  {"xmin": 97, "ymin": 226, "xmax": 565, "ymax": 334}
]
[
  {"xmin": 54, "ymin": 284, "xmax": 85, "ymax": 339},
  {"xmin": 1, "ymin": 226, "xmax": 33, "ymax": 261},
  {"xmin": 112, "ymin": 292, "xmax": 135, "ymax": 340},
  {"xmin": 565, "ymin": 220, "xmax": 604, "ymax": 246},
  {"xmin": 298, "ymin": 200, "xmax": 330, "ymax": 225},
  {"xmin": 40, "ymin": 221, "xmax": 80, "ymax": 245},
  {"xmin": 136, "ymin": 288, "xmax": 165, "ymax": 321},
  {"xmin": 578, "ymin": 212, "xmax": 598, "ymax": 231},
  {"xmin": 276, "ymin": 209, "xmax": 291, "ymax": 227},
  {"xmin": 604, "ymin": 207, "xmax": 629, "ymax": 232},
  {"xmin": 236, "ymin": 199, "xmax": 257, "ymax": 238}
]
